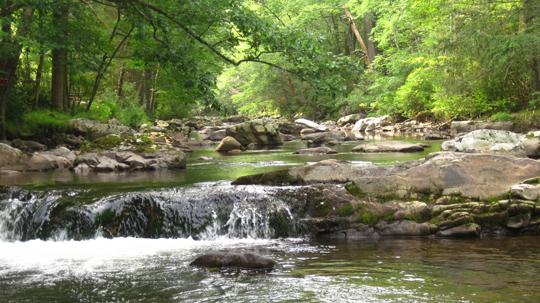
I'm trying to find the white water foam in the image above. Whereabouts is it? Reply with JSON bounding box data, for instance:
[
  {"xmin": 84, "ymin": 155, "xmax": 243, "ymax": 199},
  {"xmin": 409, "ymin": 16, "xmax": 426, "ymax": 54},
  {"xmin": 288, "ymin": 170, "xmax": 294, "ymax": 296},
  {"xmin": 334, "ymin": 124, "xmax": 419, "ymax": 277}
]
[{"xmin": 0, "ymin": 237, "xmax": 275, "ymax": 276}]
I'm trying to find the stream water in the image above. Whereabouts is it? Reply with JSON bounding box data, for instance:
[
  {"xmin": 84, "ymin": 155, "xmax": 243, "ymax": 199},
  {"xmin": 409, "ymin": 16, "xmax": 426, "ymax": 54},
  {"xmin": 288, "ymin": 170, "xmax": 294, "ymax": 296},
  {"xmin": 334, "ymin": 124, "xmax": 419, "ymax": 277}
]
[{"xmin": 1, "ymin": 138, "xmax": 539, "ymax": 302}]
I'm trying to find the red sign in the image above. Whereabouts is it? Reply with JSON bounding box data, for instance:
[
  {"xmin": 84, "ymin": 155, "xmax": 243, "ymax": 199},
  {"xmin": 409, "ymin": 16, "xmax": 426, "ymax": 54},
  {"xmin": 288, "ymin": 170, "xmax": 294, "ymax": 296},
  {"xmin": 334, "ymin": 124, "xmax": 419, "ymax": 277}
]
[{"xmin": 0, "ymin": 79, "xmax": 8, "ymax": 86}]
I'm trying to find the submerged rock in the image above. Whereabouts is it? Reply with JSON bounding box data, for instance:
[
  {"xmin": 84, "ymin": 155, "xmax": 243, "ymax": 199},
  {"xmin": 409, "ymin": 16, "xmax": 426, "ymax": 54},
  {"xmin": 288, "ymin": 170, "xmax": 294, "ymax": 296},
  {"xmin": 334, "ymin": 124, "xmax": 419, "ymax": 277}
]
[
  {"xmin": 352, "ymin": 141, "xmax": 426, "ymax": 153},
  {"xmin": 294, "ymin": 147, "xmax": 338, "ymax": 155},
  {"xmin": 190, "ymin": 252, "xmax": 277, "ymax": 270}
]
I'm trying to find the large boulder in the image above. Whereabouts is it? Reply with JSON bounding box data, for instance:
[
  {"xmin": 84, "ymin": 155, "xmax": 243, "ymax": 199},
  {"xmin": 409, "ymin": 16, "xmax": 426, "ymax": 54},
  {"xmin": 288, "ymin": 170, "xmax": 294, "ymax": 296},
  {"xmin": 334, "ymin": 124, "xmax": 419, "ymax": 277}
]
[
  {"xmin": 442, "ymin": 129, "xmax": 526, "ymax": 155},
  {"xmin": 352, "ymin": 152, "xmax": 540, "ymax": 200},
  {"xmin": 294, "ymin": 118, "xmax": 327, "ymax": 132},
  {"xmin": 68, "ymin": 118, "xmax": 132, "ymax": 140},
  {"xmin": 216, "ymin": 136, "xmax": 244, "ymax": 152},
  {"xmin": 10, "ymin": 139, "xmax": 46, "ymax": 152},
  {"xmin": 190, "ymin": 252, "xmax": 277, "ymax": 270},
  {"xmin": 226, "ymin": 119, "xmax": 283, "ymax": 148},
  {"xmin": 352, "ymin": 141, "xmax": 426, "ymax": 153}
]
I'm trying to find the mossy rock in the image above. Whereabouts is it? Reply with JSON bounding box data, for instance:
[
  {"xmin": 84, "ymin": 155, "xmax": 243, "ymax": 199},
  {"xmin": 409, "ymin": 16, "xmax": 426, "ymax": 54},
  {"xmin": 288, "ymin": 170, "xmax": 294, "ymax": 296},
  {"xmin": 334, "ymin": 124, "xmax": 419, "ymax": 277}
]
[{"xmin": 336, "ymin": 202, "xmax": 354, "ymax": 217}]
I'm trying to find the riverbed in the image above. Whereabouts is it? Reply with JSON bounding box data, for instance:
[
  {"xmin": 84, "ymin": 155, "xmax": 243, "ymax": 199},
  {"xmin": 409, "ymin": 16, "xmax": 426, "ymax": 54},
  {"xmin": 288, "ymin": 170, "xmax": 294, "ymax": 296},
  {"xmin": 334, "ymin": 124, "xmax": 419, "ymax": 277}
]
[{"xmin": 1, "ymin": 138, "xmax": 539, "ymax": 302}]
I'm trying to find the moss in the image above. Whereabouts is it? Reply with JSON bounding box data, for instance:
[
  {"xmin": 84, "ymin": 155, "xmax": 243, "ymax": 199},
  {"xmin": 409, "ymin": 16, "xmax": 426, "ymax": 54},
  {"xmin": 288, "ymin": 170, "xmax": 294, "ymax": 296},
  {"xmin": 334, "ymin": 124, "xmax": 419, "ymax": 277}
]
[
  {"xmin": 472, "ymin": 211, "xmax": 508, "ymax": 226},
  {"xmin": 358, "ymin": 212, "xmax": 381, "ymax": 226},
  {"xmin": 345, "ymin": 182, "xmax": 365, "ymax": 198},
  {"xmin": 336, "ymin": 202, "xmax": 354, "ymax": 217}
]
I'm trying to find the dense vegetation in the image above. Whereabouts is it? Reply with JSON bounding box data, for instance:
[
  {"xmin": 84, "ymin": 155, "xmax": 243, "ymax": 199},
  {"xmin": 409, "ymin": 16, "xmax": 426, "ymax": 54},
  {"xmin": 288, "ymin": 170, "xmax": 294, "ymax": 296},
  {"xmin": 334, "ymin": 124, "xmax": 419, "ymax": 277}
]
[{"xmin": 1, "ymin": 0, "xmax": 539, "ymax": 139}]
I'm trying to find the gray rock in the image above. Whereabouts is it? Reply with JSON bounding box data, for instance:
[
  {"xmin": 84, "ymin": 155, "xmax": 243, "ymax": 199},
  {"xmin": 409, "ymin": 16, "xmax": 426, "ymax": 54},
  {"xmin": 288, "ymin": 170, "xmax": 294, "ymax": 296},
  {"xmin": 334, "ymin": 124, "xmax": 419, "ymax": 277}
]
[
  {"xmin": 523, "ymin": 137, "xmax": 540, "ymax": 158},
  {"xmin": 352, "ymin": 141, "xmax": 426, "ymax": 153},
  {"xmin": 226, "ymin": 119, "xmax": 283, "ymax": 148},
  {"xmin": 352, "ymin": 116, "xmax": 390, "ymax": 136},
  {"xmin": 0, "ymin": 143, "xmax": 23, "ymax": 168},
  {"xmin": 511, "ymin": 183, "xmax": 540, "ymax": 201},
  {"xmin": 442, "ymin": 129, "xmax": 525, "ymax": 155},
  {"xmin": 190, "ymin": 252, "xmax": 276, "ymax": 270}
]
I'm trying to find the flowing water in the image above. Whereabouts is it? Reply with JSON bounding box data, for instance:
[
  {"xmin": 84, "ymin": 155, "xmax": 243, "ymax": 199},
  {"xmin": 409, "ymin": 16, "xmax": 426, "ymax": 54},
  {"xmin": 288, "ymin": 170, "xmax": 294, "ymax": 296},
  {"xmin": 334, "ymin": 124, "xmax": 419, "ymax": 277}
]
[{"xmin": 1, "ymin": 138, "xmax": 540, "ymax": 302}]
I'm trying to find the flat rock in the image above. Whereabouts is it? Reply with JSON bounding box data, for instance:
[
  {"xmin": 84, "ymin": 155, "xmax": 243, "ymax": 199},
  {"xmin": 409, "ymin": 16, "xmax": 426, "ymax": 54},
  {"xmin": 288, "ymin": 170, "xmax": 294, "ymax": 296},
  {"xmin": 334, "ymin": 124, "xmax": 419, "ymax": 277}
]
[{"xmin": 352, "ymin": 141, "xmax": 426, "ymax": 153}]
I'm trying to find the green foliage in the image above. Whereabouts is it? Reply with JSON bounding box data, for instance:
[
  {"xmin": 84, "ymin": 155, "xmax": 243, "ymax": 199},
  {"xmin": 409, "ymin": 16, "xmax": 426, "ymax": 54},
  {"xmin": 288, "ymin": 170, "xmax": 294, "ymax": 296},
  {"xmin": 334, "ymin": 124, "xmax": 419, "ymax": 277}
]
[
  {"xmin": 337, "ymin": 203, "xmax": 355, "ymax": 217},
  {"xmin": 18, "ymin": 110, "xmax": 72, "ymax": 136},
  {"xmin": 490, "ymin": 112, "xmax": 513, "ymax": 122}
]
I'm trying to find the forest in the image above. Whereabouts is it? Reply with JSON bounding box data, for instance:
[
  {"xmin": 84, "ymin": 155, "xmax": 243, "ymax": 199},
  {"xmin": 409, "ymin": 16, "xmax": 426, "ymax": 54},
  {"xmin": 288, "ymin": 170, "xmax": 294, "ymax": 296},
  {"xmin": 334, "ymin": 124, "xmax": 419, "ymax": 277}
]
[{"xmin": 1, "ymin": 0, "xmax": 539, "ymax": 139}]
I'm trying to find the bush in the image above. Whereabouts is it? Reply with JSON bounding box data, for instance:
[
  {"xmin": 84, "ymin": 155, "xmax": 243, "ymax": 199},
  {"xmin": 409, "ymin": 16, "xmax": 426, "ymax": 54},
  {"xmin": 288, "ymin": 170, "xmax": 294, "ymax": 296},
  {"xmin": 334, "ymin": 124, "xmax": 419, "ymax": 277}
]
[
  {"xmin": 19, "ymin": 110, "xmax": 72, "ymax": 136},
  {"xmin": 490, "ymin": 112, "xmax": 513, "ymax": 122}
]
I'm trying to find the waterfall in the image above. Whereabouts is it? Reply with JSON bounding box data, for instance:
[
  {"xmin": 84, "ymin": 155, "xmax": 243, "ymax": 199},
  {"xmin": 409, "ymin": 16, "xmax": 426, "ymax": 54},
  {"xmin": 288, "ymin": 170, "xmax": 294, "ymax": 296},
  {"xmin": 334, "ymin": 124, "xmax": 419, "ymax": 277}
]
[{"xmin": 0, "ymin": 182, "xmax": 304, "ymax": 242}]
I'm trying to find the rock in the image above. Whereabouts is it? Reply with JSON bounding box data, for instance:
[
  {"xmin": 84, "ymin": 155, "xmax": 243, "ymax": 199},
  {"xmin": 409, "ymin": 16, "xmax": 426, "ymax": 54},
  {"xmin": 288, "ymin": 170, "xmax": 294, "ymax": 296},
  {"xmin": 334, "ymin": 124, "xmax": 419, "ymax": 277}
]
[
  {"xmin": 377, "ymin": 221, "xmax": 437, "ymax": 236},
  {"xmin": 294, "ymin": 147, "xmax": 338, "ymax": 155},
  {"xmin": 190, "ymin": 252, "xmax": 277, "ymax": 270},
  {"xmin": 68, "ymin": 118, "xmax": 132, "ymax": 140},
  {"xmin": 437, "ymin": 223, "xmax": 481, "ymax": 237},
  {"xmin": 391, "ymin": 201, "xmax": 429, "ymax": 221},
  {"xmin": 145, "ymin": 150, "xmax": 186, "ymax": 169},
  {"xmin": 73, "ymin": 163, "xmax": 91, "ymax": 174},
  {"xmin": 450, "ymin": 121, "xmax": 514, "ymax": 135},
  {"xmin": 198, "ymin": 156, "xmax": 213, "ymax": 161},
  {"xmin": 337, "ymin": 114, "xmax": 362, "ymax": 126},
  {"xmin": 278, "ymin": 121, "xmax": 303, "ymax": 135},
  {"xmin": 95, "ymin": 156, "xmax": 129, "ymax": 172},
  {"xmin": 216, "ymin": 136, "xmax": 244, "ymax": 152},
  {"xmin": 234, "ymin": 151, "xmax": 540, "ymax": 200},
  {"xmin": 202, "ymin": 128, "xmax": 227, "ymax": 141},
  {"xmin": 0, "ymin": 143, "xmax": 23, "ymax": 168},
  {"xmin": 75, "ymin": 153, "xmax": 100, "ymax": 167},
  {"xmin": 226, "ymin": 119, "xmax": 283, "ymax": 148},
  {"xmin": 301, "ymin": 131, "xmax": 345, "ymax": 147},
  {"xmin": 352, "ymin": 152, "xmax": 540, "ymax": 200},
  {"xmin": 511, "ymin": 183, "xmax": 540, "ymax": 202},
  {"xmin": 507, "ymin": 213, "xmax": 531, "ymax": 229},
  {"xmin": 523, "ymin": 137, "xmax": 540, "ymax": 158},
  {"xmin": 442, "ymin": 129, "xmax": 526, "ymax": 155},
  {"xmin": 27, "ymin": 152, "xmax": 73, "ymax": 171},
  {"xmin": 294, "ymin": 118, "xmax": 328, "ymax": 132},
  {"xmin": 10, "ymin": 139, "xmax": 46, "ymax": 152},
  {"xmin": 352, "ymin": 141, "xmax": 426, "ymax": 153},
  {"xmin": 351, "ymin": 116, "xmax": 390, "ymax": 136}
]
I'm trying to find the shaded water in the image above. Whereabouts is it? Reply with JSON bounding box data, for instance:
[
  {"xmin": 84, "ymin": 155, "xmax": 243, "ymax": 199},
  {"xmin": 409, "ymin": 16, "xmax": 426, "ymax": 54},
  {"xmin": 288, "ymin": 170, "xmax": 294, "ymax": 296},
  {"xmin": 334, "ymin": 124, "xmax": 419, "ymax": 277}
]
[{"xmin": 2, "ymin": 137, "xmax": 540, "ymax": 302}]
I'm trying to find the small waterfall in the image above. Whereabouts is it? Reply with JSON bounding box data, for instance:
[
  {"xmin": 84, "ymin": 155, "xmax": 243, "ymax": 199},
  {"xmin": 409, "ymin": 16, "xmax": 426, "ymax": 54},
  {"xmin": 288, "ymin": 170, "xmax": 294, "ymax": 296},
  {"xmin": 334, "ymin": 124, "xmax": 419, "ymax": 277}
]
[{"xmin": 0, "ymin": 182, "xmax": 305, "ymax": 241}]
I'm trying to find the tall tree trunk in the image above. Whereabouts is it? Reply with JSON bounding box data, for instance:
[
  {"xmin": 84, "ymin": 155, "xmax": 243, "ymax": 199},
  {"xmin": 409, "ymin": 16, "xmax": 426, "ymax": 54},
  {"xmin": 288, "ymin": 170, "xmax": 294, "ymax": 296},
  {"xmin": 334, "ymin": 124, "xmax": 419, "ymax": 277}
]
[
  {"xmin": 342, "ymin": 6, "xmax": 371, "ymax": 66},
  {"xmin": 51, "ymin": 5, "xmax": 68, "ymax": 111},
  {"xmin": 363, "ymin": 12, "xmax": 377, "ymax": 64},
  {"xmin": 331, "ymin": 14, "xmax": 341, "ymax": 55},
  {"xmin": 32, "ymin": 52, "xmax": 45, "ymax": 109},
  {"xmin": 51, "ymin": 48, "xmax": 67, "ymax": 111}
]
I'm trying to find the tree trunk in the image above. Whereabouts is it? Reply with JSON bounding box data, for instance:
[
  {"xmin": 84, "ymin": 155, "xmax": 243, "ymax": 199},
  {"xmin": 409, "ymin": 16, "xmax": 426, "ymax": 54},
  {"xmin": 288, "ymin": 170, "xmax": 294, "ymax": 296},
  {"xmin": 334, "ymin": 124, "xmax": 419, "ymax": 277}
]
[
  {"xmin": 51, "ymin": 48, "xmax": 67, "ymax": 111},
  {"xmin": 363, "ymin": 12, "xmax": 377, "ymax": 64},
  {"xmin": 32, "ymin": 52, "xmax": 45, "ymax": 109},
  {"xmin": 0, "ymin": 6, "xmax": 33, "ymax": 139},
  {"xmin": 117, "ymin": 64, "xmax": 126, "ymax": 98},
  {"xmin": 51, "ymin": 5, "xmax": 69, "ymax": 111},
  {"xmin": 342, "ymin": 6, "xmax": 371, "ymax": 66}
]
